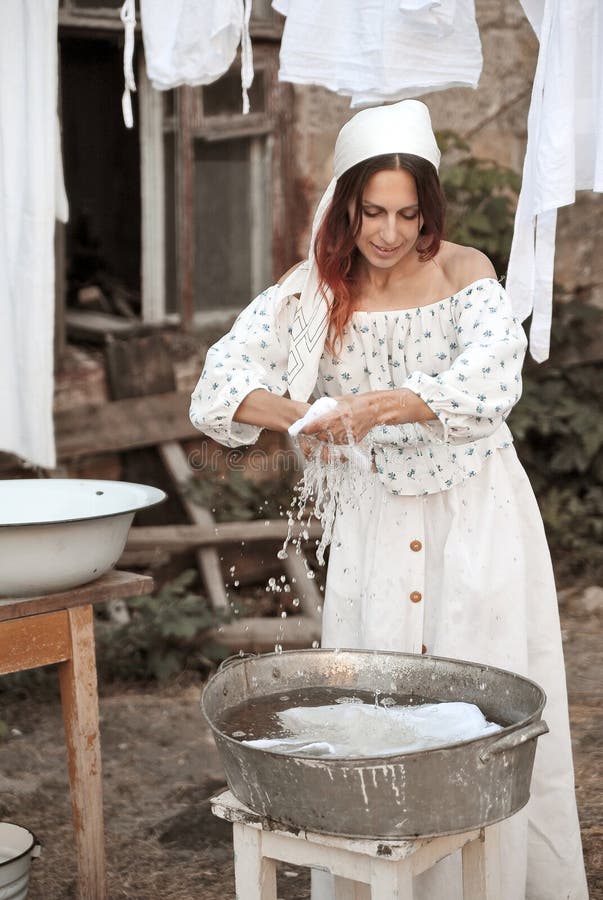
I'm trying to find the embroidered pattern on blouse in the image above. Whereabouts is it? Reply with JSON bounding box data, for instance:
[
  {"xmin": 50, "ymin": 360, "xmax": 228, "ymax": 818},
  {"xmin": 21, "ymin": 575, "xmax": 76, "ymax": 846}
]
[{"xmin": 190, "ymin": 278, "xmax": 527, "ymax": 498}]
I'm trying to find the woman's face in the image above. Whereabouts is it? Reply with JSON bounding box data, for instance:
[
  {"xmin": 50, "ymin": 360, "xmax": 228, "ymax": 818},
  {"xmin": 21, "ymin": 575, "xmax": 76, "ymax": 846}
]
[{"xmin": 350, "ymin": 168, "xmax": 423, "ymax": 271}]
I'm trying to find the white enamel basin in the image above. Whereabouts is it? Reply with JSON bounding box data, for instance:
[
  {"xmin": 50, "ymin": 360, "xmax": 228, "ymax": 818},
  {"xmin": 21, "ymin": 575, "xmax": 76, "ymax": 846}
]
[{"xmin": 0, "ymin": 479, "xmax": 166, "ymax": 598}]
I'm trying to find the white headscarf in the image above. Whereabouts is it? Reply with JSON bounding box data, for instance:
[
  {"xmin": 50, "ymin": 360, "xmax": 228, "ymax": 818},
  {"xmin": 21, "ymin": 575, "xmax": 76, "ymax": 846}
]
[{"xmin": 280, "ymin": 99, "xmax": 441, "ymax": 401}]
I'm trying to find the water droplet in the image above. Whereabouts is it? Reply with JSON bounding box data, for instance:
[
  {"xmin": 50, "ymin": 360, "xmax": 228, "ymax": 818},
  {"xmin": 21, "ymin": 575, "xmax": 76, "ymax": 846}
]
[
  {"xmin": 281, "ymin": 611, "xmax": 287, "ymax": 619},
  {"xmin": 311, "ymin": 640, "xmax": 319, "ymax": 649},
  {"xmin": 233, "ymin": 580, "xmax": 240, "ymax": 587},
  {"xmin": 277, "ymin": 548, "xmax": 288, "ymax": 560},
  {"xmin": 274, "ymin": 644, "xmax": 283, "ymax": 654},
  {"xmin": 292, "ymin": 597, "xmax": 300, "ymax": 607},
  {"xmin": 280, "ymin": 575, "xmax": 286, "ymax": 583}
]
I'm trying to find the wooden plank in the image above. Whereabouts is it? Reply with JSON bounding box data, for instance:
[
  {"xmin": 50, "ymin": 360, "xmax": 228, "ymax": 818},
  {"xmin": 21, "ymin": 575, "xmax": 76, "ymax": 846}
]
[
  {"xmin": 58, "ymin": 605, "xmax": 107, "ymax": 900},
  {"xmin": 462, "ymin": 827, "xmax": 501, "ymax": 900},
  {"xmin": 118, "ymin": 548, "xmax": 172, "ymax": 569},
  {"xmin": 209, "ymin": 615, "xmax": 320, "ymax": 652},
  {"xmin": 282, "ymin": 549, "xmax": 323, "ymax": 625},
  {"xmin": 0, "ymin": 610, "xmax": 70, "ymax": 674},
  {"xmin": 105, "ymin": 334, "xmax": 176, "ymax": 400},
  {"xmin": 55, "ymin": 392, "xmax": 199, "ymax": 459},
  {"xmin": 232, "ymin": 822, "xmax": 278, "ymax": 900},
  {"xmin": 55, "ymin": 220, "xmax": 67, "ymax": 364},
  {"xmin": 368, "ymin": 858, "xmax": 413, "ymax": 898},
  {"xmin": 177, "ymin": 86, "xmax": 195, "ymax": 328},
  {"xmin": 158, "ymin": 442, "xmax": 229, "ymax": 612},
  {"xmin": 65, "ymin": 310, "xmax": 151, "ymax": 342},
  {"xmin": 0, "ymin": 571, "xmax": 154, "ymax": 622},
  {"xmin": 126, "ymin": 521, "xmax": 323, "ymax": 550},
  {"xmin": 139, "ymin": 57, "xmax": 166, "ymax": 324}
]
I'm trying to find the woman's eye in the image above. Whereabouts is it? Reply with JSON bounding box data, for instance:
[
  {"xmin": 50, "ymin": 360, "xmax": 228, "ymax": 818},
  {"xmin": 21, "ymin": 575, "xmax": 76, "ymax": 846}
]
[
  {"xmin": 401, "ymin": 211, "xmax": 419, "ymax": 220},
  {"xmin": 362, "ymin": 209, "xmax": 379, "ymax": 218}
]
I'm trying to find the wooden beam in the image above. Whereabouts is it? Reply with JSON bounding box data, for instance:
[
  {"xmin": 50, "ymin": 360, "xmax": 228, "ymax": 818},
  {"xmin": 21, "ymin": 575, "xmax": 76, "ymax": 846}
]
[
  {"xmin": 58, "ymin": 605, "xmax": 107, "ymax": 900},
  {"xmin": 0, "ymin": 611, "xmax": 70, "ymax": 674},
  {"xmin": 55, "ymin": 392, "xmax": 199, "ymax": 460},
  {"xmin": 209, "ymin": 615, "xmax": 320, "ymax": 652},
  {"xmin": 126, "ymin": 521, "xmax": 323, "ymax": 551},
  {"xmin": 177, "ymin": 86, "xmax": 195, "ymax": 328},
  {"xmin": 0, "ymin": 570, "xmax": 154, "ymax": 623},
  {"xmin": 158, "ymin": 441, "xmax": 229, "ymax": 612}
]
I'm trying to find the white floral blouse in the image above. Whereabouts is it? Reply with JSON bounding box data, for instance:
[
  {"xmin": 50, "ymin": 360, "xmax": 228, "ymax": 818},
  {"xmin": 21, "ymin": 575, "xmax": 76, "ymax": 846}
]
[{"xmin": 190, "ymin": 277, "xmax": 528, "ymax": 496}]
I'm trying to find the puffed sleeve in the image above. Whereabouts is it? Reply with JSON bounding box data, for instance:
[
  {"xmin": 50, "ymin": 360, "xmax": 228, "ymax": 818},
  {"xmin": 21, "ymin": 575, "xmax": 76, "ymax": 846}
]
[
  {"xmin": 189, "ymin": 284, "xmax": 293, "ymax": 448},
  {"xmin": 403, "ymin": 279, "xmax": 527, "ymax": 444}
]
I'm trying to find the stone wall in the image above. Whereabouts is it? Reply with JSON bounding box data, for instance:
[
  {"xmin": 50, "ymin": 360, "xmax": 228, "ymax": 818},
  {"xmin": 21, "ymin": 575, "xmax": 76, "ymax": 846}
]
[{"xmin": 288, "ymin": 0, "xmax": 603, "ymax": 307}]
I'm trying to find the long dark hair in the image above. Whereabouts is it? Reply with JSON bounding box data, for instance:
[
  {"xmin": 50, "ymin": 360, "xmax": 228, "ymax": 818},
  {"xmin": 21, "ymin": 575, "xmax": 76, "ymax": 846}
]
[{"xmin": 314, "ymin": 153, "xmax": 446, "ymax": 353}]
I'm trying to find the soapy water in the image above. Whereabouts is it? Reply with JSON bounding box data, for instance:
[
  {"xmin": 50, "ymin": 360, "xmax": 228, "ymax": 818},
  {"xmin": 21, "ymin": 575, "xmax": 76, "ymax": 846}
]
[{"xmin": 218, "ymin": 687, "xmax": 503, "ymax": 759}]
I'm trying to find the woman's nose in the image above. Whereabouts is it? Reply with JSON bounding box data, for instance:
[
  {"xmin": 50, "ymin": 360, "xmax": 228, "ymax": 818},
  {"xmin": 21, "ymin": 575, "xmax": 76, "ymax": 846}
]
[{"xmin": 380, "ymin": 216, "xmax": 399, "ymax": 244}]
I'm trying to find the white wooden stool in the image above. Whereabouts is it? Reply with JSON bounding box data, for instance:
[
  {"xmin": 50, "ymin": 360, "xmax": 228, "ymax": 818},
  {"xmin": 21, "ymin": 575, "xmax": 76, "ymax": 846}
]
[{"xmin": 211, "ymin": 789, "xmax": 501, "ymax": 900}]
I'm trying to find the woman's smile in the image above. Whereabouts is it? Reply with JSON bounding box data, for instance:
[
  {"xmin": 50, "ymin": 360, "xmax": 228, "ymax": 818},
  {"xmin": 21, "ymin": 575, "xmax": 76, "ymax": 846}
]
[{"xmin": 370, "ymin": 240, "xmax": 404, "ymax": 256}]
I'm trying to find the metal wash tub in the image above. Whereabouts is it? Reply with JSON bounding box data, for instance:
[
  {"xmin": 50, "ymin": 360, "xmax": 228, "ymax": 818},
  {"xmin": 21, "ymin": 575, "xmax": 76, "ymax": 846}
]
[{"xmin": 202, "ymin": 649, "xmax": 548, "ymax": 839}]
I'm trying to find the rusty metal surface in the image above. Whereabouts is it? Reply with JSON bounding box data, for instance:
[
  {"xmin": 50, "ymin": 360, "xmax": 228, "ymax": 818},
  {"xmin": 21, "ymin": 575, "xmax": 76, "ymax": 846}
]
[{"xmin": 202, "ymin": 649, "xmax": 547, "ymax": 839}]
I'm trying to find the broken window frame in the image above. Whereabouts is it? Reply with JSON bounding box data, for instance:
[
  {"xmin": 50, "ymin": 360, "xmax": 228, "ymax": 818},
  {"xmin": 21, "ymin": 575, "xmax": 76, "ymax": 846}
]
[
  {"xmin": 56, "ymin": 7, "xmax": 291, "ymax": 345},
  {"xmin": 142, "ymin": 44, "xmax": 284, "ymax": 328}
]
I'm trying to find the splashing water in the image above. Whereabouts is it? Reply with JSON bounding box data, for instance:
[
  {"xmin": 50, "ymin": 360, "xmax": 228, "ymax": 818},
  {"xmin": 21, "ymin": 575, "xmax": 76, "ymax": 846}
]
[{"xmin": 281, "ymin": 429, "xmax": 374, "ymax": 565}]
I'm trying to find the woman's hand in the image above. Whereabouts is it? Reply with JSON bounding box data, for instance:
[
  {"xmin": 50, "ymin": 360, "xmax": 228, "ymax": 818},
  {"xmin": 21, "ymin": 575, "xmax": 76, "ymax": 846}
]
[
  {"xmin": 301, "ymin": 394, "xmax": 378, "ymax": 444},
  {"xmin": 300, "ymin": 388, "xmax": 436, "ymax": 444}
]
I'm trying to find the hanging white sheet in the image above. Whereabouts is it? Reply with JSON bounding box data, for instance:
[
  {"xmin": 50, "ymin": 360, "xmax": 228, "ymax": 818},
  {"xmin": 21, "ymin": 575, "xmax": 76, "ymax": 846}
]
[
  {"xmin": 139, "ymin": 0, "xmax": 254, "ymax": 113},
  {"xmin": 0, "ymin": 0, "xmax": 68, "ymax": 469},
  {"xmin": 272, "ymin": 0, "xmax": 481, "ymax": 107},
  {"xmin": 507, "ymin": 0, "xmax": 603, "ymax": 361}
]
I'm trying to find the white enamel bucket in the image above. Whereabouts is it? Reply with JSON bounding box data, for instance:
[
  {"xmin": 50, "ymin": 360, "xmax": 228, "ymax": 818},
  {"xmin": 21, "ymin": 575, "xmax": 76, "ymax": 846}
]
[{"xmin": 0, "ymin": 823, "xmax": 41, "ymax": 900}]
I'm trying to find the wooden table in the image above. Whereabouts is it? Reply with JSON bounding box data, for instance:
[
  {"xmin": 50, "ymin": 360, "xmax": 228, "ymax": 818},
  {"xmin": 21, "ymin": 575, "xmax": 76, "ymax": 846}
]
[
  {"xmin": 0, "ymin": 570, "xmax": 153, "ymax": 900},
  {"xmin": 211, "ymin": 789, "xmax": 502, "ymax": 899}
]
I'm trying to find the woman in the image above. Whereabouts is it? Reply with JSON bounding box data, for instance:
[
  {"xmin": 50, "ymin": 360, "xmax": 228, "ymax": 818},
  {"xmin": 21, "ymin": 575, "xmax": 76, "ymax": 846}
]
[{"xmin": 190, "ymin": 100, "xmax": 587, "ymax": 899}]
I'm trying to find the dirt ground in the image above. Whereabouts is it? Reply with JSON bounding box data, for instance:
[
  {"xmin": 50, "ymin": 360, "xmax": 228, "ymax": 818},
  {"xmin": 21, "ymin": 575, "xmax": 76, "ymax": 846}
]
[{"xmin": 0, "ymin": 591, "xmax": 601, "ymax": 900}]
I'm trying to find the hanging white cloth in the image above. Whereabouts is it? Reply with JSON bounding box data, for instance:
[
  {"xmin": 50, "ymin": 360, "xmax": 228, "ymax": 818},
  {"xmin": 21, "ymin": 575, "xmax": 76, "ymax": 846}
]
[
  {"xmin": 0, "ymin": 0, "xmax": 68, "ymax": 470},
  {"xmin": 506, "ymin": 0, "xmax": 603, "ymax": 362},
  {"xmin": 138, "ymin": 0, "xmax": 254, "ymax": 113},
  {"xmin": 398, "ymin": 0, "xmax": 457, "ymax": 38},
  {"xmin": 272, "ymin": 0, "xmax": 481, "ymax": 108},
  {"xmin": 120, "ymin": 0, "xmax": 137, "ymax": 129}
]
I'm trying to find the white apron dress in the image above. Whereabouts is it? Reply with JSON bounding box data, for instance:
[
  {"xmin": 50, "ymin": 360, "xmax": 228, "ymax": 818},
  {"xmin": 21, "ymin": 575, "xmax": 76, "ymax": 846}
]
[{"xmin": 190, "ymin": 276, "xmax": 588, "ymax": 899}]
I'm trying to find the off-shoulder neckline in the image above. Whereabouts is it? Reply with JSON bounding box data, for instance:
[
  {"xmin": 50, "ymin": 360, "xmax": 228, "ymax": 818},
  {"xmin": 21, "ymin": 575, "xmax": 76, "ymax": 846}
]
[{"xmin": 351, "ymin": 277, "xmax": 501, "ymax": 317}]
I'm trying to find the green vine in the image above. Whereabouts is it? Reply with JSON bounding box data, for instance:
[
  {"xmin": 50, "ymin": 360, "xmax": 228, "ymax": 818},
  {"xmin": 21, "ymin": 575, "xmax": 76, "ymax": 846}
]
[
  {"xmin": 508, "ymin": 299, "xmax": 603, "ymax": 583},
  {"xmin": 95, "ymin": 570, "xmax": 229, "ymax": 683},
  {"xmin": 438, "ymin": 130, "xmax": 521, "ymax": 274}
]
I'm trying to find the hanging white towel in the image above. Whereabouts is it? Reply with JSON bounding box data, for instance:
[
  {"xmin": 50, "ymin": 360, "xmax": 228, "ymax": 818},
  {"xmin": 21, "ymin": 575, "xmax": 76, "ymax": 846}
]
[
  {"xmin": 272, "ymin": 0, "xmax": 481, "ymax": 107},
  {"xmin": 139, "ymin": 0, "xmax": 254, "ymax": 112},
  {"xmin": 507, "ymin": 0, "xmax": 603, "ymax": 361},
  {"xmin": 0, "ymin": 0, "xmax": 68, "ymax": 470}
]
